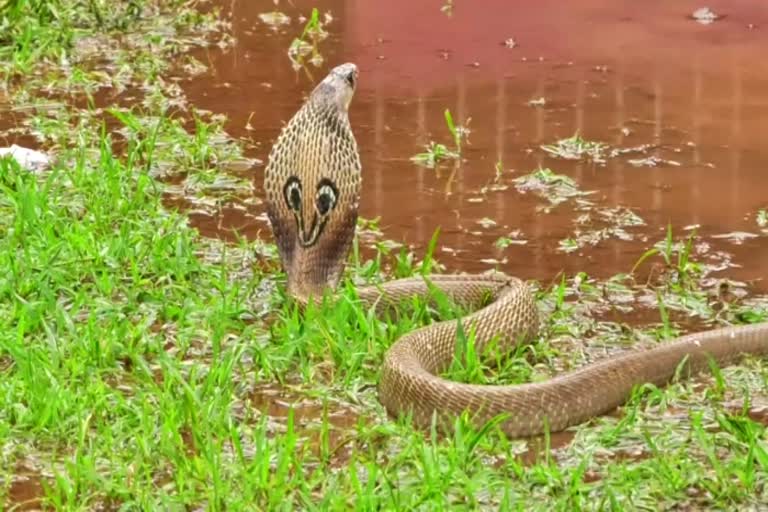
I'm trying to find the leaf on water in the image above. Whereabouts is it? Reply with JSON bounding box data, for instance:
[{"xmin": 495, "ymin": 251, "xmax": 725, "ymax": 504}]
[
  {"xmin": 627, "ymin": 156, "xmax": 681, "ymax": 167},
  {"xmin": 558, "ymin": 238, "xmax": 579, "ymax": 253},
  {"xmin": 259, "ymin": 11, "xmax": 291, "ymax": 28},
  {"xmin": 710, "ymin": 231, "xmax": 760, "ymax": 245},
  {"xmin": 512, "ymin": 167, "xmax": 593, "ymax": 209},
  {"xmin": 495, "ymin": 230, "xmax": 527, "ymax": 249},
  {"xmin": 480, "ymin": 257, "xmax": 508, "ymax": 265},
  {"xmin": 503, "ymin": 38, "xmax": 518, "ymax": 49},
  {"xmin": 558, "ymin": 206, "xmax": 645, "ymax": 253},
  {"xmin": 477, "ymin": 217, "xmax": 497, "ymax": 229},
  {"xmin": 757, "ymin": 209, "xmax": 767, "ymax": 228},
  {"xmin": 691, "ymin": 7, "xmax": 722, "ymax": 25}
]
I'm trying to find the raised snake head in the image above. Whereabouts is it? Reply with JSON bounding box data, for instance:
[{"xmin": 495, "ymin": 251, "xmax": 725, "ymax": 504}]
[{"xmin": 264, "ymin": 63, "xmax": 362, "ymax": 302}]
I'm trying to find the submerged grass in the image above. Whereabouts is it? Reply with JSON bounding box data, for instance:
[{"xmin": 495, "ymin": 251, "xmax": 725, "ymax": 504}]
[
  {"xmin": 1, "ymin": 1, "xmax": 768, "ymax": 510},
  {"xmin": 411, "ymin": 109, "xmax": 466, "ymax": 169}
]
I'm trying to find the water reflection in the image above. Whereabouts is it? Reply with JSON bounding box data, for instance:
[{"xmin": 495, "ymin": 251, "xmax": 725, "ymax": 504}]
[{"xmin": 183, "ymin": 0, "xmax": 768, "ymax": 289}]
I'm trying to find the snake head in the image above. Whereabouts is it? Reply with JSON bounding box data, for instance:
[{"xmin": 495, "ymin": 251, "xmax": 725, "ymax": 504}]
[
  {"xmin": 313, "ymin": 62, "xmax": 358, "ymax": 112},
  {"xmin": 264, "ymin": 63, "xmax": 362, "ymax": 302}
]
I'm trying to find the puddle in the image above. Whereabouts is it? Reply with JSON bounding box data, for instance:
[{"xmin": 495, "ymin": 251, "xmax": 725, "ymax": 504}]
[
  {"xmin": 250, "ymin": 384, "xmax": 359, "ymax": 427},
  {"xmin": 4, "ymin": 465, "xmax": 46, "ymax": 511},
  {"xmin": 170, "ymin": 0, "xmax": 768, "ymax": 293},
  {"xmin": 516, "ymin": 430, "xmax": 576, "ymax": 466},
  {"xmin": 249, "ymin": 384, "xmax": 362, "ymax": 466},
  {"xmin": 724, "ymin": 398, "xmax": 768, "ymax": 426}
]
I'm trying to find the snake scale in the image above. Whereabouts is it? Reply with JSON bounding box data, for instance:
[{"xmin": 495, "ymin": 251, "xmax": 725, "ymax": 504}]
[{"xmin": 263, "ymin": 63, "xmax": 768, "ymax": 437}]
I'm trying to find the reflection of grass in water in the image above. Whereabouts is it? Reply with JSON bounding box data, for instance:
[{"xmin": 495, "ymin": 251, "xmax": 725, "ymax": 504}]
[{"xmin": 2, "ymin": 2, "xmax": 768, "ymax": 510}]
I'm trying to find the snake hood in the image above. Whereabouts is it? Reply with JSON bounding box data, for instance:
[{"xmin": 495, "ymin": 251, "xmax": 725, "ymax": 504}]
[{"xmin": 264, "ymin": 63, "xmax": 362, "ymax": 301}]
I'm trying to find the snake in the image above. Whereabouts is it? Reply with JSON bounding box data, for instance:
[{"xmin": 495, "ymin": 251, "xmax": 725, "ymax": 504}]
[{"xmin": 263, "ymin": 62, "xmax": 768, "ymax": 437}]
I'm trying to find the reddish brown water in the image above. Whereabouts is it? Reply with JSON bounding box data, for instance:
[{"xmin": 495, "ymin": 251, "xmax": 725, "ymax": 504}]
[
  {"xmin": 182, "ymin": 0, "xmax": 768, "ymax": 290},
  {"xmin": 250, "ymin": 384, "xmax": 362, "ymax": 466}
]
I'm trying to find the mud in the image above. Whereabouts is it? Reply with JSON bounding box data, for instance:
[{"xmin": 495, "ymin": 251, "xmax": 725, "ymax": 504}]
[
  {"xmin": 724, "ymin": 398, "xmax": 768, "ymax": 426},
  {"xmin": 517, "ymin": 430, "xmax": 576, "ymax": 466},
  {"xmin": 249, "ymin": 384, "xmax": 361, "ymax": 466},
  {"xmin": 4, "ymin": 464, "xmax": 46, "ymax": 511}
]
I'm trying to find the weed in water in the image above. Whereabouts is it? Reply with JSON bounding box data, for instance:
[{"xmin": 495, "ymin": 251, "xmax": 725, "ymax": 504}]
[
  {"xmin": 411, "ymin": 108, "xmax": 467, "ymax": 168},
  {"xmin": 758, "ymin": 208, "xmax": 767, "ymax": 229},
  {"xmin": 540, "ymin": 132, "xmax": 608, "ymax": 163},
  {"xmin": 287, "ymin": 7, "xmax": 329, "ymax": 71}
]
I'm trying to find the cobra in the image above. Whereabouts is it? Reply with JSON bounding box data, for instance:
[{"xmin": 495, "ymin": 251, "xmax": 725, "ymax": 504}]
[{"xmin": 263, "ymin": 62, "xmax": 768, "ymax": 437}]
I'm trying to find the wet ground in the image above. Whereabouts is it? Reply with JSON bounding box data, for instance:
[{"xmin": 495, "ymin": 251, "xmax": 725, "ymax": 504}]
[
  {"xmin": 181, "ymin": 0, "xmax": 768, "ymax": 291},
  {"xmin": 3, "ymin": 3, "xmax": 768, "ymax": 506}
]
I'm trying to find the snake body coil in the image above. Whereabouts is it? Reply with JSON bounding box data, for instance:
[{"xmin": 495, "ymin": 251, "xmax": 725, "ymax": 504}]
[{"xmin": 264, "ymin": 63, "xmax": 768, "ymax": 437}]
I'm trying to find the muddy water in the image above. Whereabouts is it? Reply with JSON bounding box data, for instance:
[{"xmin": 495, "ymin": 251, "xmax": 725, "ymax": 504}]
[
  {"xmin": 250, "ymin": 384, "xmax": 361, "ymax": 466},
  {"xmin": 5, "ymin": 463, "xmax": 45, "ymax": 511},
  {"xmin": 181, "ymin": 0, "xmax": 768, "ymax": 290}
]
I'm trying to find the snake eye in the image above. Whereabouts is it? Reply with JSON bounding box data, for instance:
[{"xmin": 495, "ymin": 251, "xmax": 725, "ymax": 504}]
[
  {"xmin": 283, "ymin": 176, "xmax": 303, "ymax": 212},
  {"xmin": 315, "ymin": 178, "xmax": 338, "ymax": 216}
]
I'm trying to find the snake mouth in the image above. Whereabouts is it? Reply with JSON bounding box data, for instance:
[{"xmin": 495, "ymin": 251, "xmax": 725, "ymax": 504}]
[{"xmin": 294, "ymin": 211, "xmax": 329, "ymax": 248}]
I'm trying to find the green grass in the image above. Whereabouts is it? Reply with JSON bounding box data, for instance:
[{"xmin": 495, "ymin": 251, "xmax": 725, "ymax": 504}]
[
  {"xmin": 1, "ymin": 1, "xmax": 768, "ymax": 510},
  {"xmin": 287, "ymin": 7, "xmax": 329, "ymax": 71},
  {"xmin": 411, "ymin": 109, "xmax": 465, "ymax": 169}
]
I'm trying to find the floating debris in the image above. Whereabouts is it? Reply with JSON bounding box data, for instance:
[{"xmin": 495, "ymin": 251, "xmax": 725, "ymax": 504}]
[
  {"xmin": 711, "ymin": 231, "xmax": 760, "ymax": 245},
  {"xmin": 513, "ymin": 167, "xmax": 594, "ymax": 210},
  {"xmin": 541, "ymin": 133, "xmax": 608, "ymax": 163},
  {"xmin": 480, "ymin": 257, "xmax": 508, "ymax": 265},
  {"xmin": 477, "ymin": 217, "xmax": 497, "ymax": 229},
  {"xmin": 495, "ymin": 229, "xmax": 527, "ymax": 249},
  {"xmin": 560, "ymin": 206, "xmax": 645, "ymax": 253},
  {"xmin": 259, "ymin": 11, "xmax": 291, "ymax": 29},
  {"xmin": 691, "ymin": 7, "xmax": 722, "ymax": 25},
  {"xmin": 627, "ymin": 155, "xmax": 682, "ymax": 167}
]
